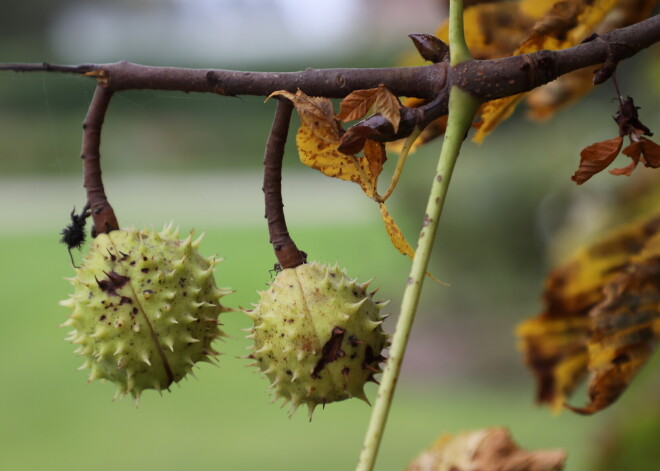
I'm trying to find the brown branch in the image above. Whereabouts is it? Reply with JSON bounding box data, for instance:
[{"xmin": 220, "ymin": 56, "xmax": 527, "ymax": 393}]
[
  {"xmin": 263, "ymin": 98, "xmax": 306, "ymax": 269},
  {"xmin": 1, "ymin": 15, "xmax": 658, "ymax": 146},
  {"xmin": 0, "ymin": 61, "xmax": 444, "ymax": 100},
  {"xmin": 82, "ymin": 86, "xmax": 119, "ymax": 236},
  {"xmin": 452, "ymin": 15, "xmax": 660, "ymax": 102}
]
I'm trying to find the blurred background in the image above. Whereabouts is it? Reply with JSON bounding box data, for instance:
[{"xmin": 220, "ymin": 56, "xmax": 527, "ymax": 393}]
[{"xmin": 0, "ymin": 1, "xmax": 659, "ymax": 470}]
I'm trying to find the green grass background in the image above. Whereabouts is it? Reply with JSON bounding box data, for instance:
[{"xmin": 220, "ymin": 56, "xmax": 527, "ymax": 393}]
[
  {"xmin": 1, "ymin": 226, "xmax": 607, "ymax": 471},
  {"xmin": 0, "ymin": 52, "xmax": 658, "ymax": 471}
]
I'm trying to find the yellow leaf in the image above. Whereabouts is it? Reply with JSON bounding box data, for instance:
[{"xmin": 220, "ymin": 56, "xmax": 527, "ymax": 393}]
[
  {"xmin": 379, "ymin": 203, "xmax": 414, "ymax": 258},
  {"xmin": 434, "ymin": 0, "xmax": 556, "ymax": 61},
  {"xmin": 473, "ymin": 94, "xmax": 524, "ymax": 144},
  {"xmin": 296, "ymin": 124, "xmax": 368, "ymax": 190},
  {"xmin": 473, "ymin": 0, "xmax": 619, "ymax": 142}
]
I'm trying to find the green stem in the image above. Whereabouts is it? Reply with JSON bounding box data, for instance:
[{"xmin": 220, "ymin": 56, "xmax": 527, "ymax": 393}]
[
  {"xmin": 449, "ymin": 0, "xmax": 471, "ymax": 66},
  {"xmin": 355, "ymin": 2, "xmax": 476, "ymax": 470},
  {"xmin": 356, "ymin": 87, "xmax": 478, "ymax": 471}
]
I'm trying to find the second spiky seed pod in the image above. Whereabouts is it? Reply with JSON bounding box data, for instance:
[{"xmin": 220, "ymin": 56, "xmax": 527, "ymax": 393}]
[{"xmin": 247, "ymin": 262, "xmax": 388, "ymax": 419}]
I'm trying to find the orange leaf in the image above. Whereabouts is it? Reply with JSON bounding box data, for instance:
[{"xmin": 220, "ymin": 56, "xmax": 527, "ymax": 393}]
[
  {"xmin": 338, "ymin": 85, "xmax": 401, "ymax": 132},
  {"xmin": 337, "ymin": 88, "xmax": 380, "ymax": 122},
  {"xmin": 640, "ymin": 137, "xmax": 660, "ymax": 167},
  {"xmin": 572, "ymin": 136, "xmax": 623, "ymax": 185},
  {"xmin": 473, "ymin": 94, "xmax": 524, "ymax": 144},
  {"xmin": 363, "ymin": 139, "xmax": 387, "ymax": 190},
  {"xmin": 406, "ymin": 428, "xmax": 566, "ymax": 471},
  {"xmin": 373, "ymin": 85, "xmax": 401, "ymax": 133},
  {"xmin": 610, "ymin": 140, "xmax": 642, "ymax": 176},
  {"xmin": 379, "ymin": 203, "xmax": 414, "ymax": 258},
  {"xmin": 517, "ymin": 212, "xmax": 660, "ymax": 413}
]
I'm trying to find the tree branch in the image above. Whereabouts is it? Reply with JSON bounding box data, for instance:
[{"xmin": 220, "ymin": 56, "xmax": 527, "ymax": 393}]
[
  {"xmin": 2, "ymin": 15, "xmax": 657, "ymax": 147},
  {"xmin": 262, "ymin": 98, "xmax": 306, "ymax": 269},
  {"xmin": 452, "ymin": 15, "xmax": 660, "ymax": 102},
  {"xmin": 82, "ymin": 86, "xmax": 119, "ymax": 236}
]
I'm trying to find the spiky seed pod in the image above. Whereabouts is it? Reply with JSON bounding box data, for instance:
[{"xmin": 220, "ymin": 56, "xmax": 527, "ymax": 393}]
[
  {"xmin": 60, "ymin": 224, "xmax": 231, "ymax": 401},
  {"xmin": 247, "ymin": 262, "xmax": 389, "ymax": 419}
]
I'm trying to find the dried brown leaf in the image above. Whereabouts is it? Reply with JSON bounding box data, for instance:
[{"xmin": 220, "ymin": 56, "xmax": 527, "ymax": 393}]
[
  {"xmin": 363, "ymin": 139, "xmax": 387, "ymax": 190},
  {"xmin": 269, "ymin": 89, "xmax": 342, "ymax": 142},
  {"xmin": 337, "ymin": 85, "xmax": 401, "ymax": 133},
  {"xmin": 610, "ymin": 141, "xmax": 642, "ymax": 176},
  {"xmin": 406, "ymin": 428, "xmax": 566, "ymax": 471},
  {"xmin": 517, "ymin": 213, "xmax": 660, "ymax": 413},
  {"xmin": 568, "ymin": 231, "xmax": 660, "ymax": 414},
  {"xmin": 337, "ymin": 88, "xmax": 380, "ymax": 122},
  {"xmin": 373, "ymin": 85, "xmax": 401, "ymax": 133},
  {"xmin": 572, "ymin": 136, "xmax": 623, "ymax": 185},
  {"xmin": 640, "ymin": 137, "xmax": 660, "ymax": 167}
]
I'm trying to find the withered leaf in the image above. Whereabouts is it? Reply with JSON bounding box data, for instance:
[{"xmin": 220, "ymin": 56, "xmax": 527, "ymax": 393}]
[
  {"xmin": 473, "ymin": 94, "xmax": 525, "ymax": 144},
  {"xmin": 575, "ymin": 95, "xmax": 658, "ymax": 182},
  {"xmin": 380, "ymin": 203, "xmax": 414, "ymax": 259},
  {"xmin": 373, "ymin": 85, "xmax": 402, "ymax": 133},
  {"xmin": 639, "ymin": 137, "xmax": 660, "ymax": 168},
  {"xmin": 337, "ymin": 88, "xmax": 381, "ymax": 123},
  {"xmin": 338, "ymin": 85, "xmax": 401, "ymax": 133},
  {"xmin": 269, "ymin": 89, "xmax": 342, "ymax": 142},
  {"xmin": 572, "ymin": 136, "xmax": 623, "ymax": 185},
  {"xmin": 568, "ymin": 230, "xmax": 660, "ymax": 414},
  {"xmin": 610, "ymin": 140, "xmax": 643, "ymax": 176},
  {"xmin": 296, "ymin": 124, "xmax": 371, "ymax": 194},
  {"xmin": 472, "ymin": 0, "xmax": 620, "ymax": 143},
  {"xmin": 363, "ymin": 139, "xmax": 387, "ymax": 191},
  {"xmin": 518, "ymin": 212, "xmax": 660, "ymax": 413},
  {"xmin": 406, "ymin": 428, "xmax": 566, "ymax": 471}
]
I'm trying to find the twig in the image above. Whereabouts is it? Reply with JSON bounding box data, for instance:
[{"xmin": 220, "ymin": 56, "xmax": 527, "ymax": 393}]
[
  {"xmin": 82, "ymin": 86, "xmax": 119, "ymax": 236},
  {"xmin": 263, "ymin": 98, "xmax": 306, "ymax": 269}
]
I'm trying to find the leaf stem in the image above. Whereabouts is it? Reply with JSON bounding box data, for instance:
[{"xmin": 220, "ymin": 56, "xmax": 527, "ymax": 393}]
[
  {"xmin": 355, "ymin": 2, "xmax": 477, "ymax": 469},
  {"xmin": 376, "ymin": 126, "xmax": 422, "ymax": 203}
]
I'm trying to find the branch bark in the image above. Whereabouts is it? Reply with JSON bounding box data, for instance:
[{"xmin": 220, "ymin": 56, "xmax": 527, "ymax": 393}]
[
  {"xmin": 2, "ymin": 15, "xmax": 657, "ymax": 108},
  {"xmin": 1, "ymin": 15, "xmax": 658, "ymax": 152}
]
